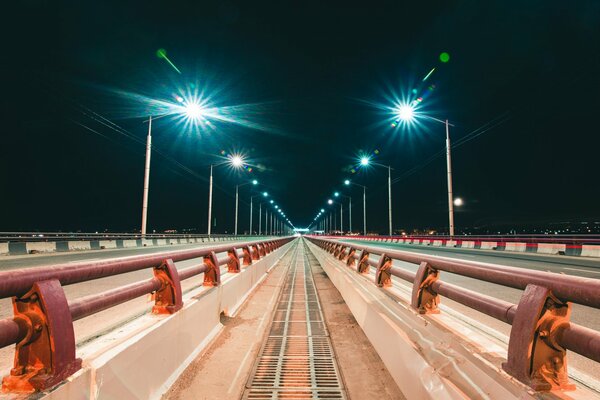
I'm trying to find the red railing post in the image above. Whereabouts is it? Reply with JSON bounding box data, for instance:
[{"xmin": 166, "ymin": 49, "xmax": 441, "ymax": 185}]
[
  {"xmin": 241, "ymin": 246, "xmax": 253, "ymax": 266},
  {"xmin": 226, "ymin": 248, "xmax": 241, "ymax": 273},
  {"xmin": 337, "ymin": 246, "xmax": 347, "ymax": 261},
  {"xmin": 2, "ymin": 280, "xmax": 81, "ymax": 393},
  {"xmin": 251, "ymin": 245, "xmax": 260, "ymax": 260},
  {"xmin": 503, "ymin": 284, "xmax": 574, "ymax": 391},
  {"xmin": 152, "ymin": 259, "xmax": 183, "ymax": 314},
  {"xmin": 411, "ymin": 262, "xmax": 440, "ymax": 314},
  {"xmin": 375, "ymin": 254, "xmax": 393, "ymax": 288},
  {"xmin": 345, "ymin": 248, "xmax": 356, "ymax": 268},
  {"xmin": 202, "ymin": 252, "xmax": 221, "ymax": 287},
  {"xmin": 357, "ymin": 250, "xmax": 370, "ymax": 274}
]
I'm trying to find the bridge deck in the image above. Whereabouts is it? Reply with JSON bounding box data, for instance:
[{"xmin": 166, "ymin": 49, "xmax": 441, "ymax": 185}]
[{"xmin": 164, "ymin": 239, "xmax": 404, "ymax": 399}]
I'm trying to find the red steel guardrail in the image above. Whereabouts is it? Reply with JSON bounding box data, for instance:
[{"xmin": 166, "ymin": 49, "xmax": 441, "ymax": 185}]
[
  {"xmin": 306, "ymin": 236, "xmax": 600, "ymax": 392},
  {"xmin": 0, "ymin": 237, "xmax": 293, "ymax": 393}
]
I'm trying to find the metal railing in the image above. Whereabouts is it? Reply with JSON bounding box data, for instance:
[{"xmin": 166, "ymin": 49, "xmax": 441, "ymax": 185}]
[
  {"xmin": 0, "ymin": 237, "xmax": 294, "ymax": 393},
  {"xmin": 319, "ymin": 234, "xmax": 600, "ymax": 245},
  {"xmin": 306, "ymin": 236, "xmax": 600, "ymax": 392},
  {"xmin": 0, "ymin": 231, "xmax": 267, "ymax": 242}
]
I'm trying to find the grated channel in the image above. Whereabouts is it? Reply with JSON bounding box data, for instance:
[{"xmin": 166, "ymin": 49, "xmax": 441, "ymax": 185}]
[{"xmin": 243, "ymin": 240, "xmax": 346, "ymax": 400}]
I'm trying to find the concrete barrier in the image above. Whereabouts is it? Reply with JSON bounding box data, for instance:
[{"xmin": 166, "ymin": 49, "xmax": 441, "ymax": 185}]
[
  {"xmin": 26, "ymin": 242, "xmax": 57, "ymax": 254},
  {"xmin": 480, "ymin": 241, "xmax": 497, "ymax": 249},
  {"xmin": 307, "ymin": 241, "xmax": 537, "ymax": 400},
  {"xmin": 505, "ymin": 242, "xmax": 527, "ymax": 252},
  {"xmin": 42, "ymin": 241, "xmax": 293, "ymax": 400},
  {"xmin": 99, "ymin": 240, "xmax": 117, "ymax": 249},
  {"xmin": 68, "ymin": 241, "xmax": 92, "ymax": 251},
  {"xmin": 582, "ymin": 245, "xmax": 600, "ymax": 258},
  {"xmin": 536, "ymin": 243, "xmax": 566, "ymax": 254},
  {"xmin": 0, "ymin": 243, "xmax": 8, "ymax": 255}
]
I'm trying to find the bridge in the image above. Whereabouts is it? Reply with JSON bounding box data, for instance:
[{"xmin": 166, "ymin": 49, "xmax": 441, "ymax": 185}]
[{"xmin": 0, "ymin": 233, "xmax": 598, "ymax": 399}]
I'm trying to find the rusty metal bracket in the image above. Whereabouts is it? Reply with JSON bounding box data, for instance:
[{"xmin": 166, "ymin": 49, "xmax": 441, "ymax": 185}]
[
  {"xmin": 251, "ymin": 245, "xmax": 260, "ymax": 260},
  {"xmin": 503, "ymin": 284, "xmax": 574, "ymax": 391},
  {"xmin": 227, "ymin": 248, "xmax": 241, "ymax": 273},
  {"xmin": 411, "ymin": 262, "xmax": 440, "ymax": 314},
  {"xmin": 333, "ymin": 245, "xmax": 342, "ymax": 258},
  {"xmin": 2, "ymin": 280, "xmax": 81, "ymax": 393},
  {"xmin": 375, "ymin": 254, "xmax": 393, "ymax": 288},
  {"xmin": 152, "ymin": 259, "xmax": 183, "ymax": 314},
  {"xmin": 337, "ymin": 246, "xmax": 347, "ymax": 261},
  {"xmin": 242, "ymin": 246, "xmax": 253, "ymax": 266},
  {"xmin": 258, "ymin": 244, "xmax": 266, "ymax": 257},
  {"xmin": 345, "ymin": 248, "xmax": 356, "ymax": 268},
  {"xmin": 202, "ymin": 251, "xmax": 221, "ymax": 287},
  {"xmin": 357, "ymin": 250, "xmax": 370, "ymax": 274}
]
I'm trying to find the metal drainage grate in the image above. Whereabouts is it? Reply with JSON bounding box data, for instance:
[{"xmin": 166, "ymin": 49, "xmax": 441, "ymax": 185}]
[{"xmin": 243, "ymin": 241, "xmax": 345, "ymax": 400}]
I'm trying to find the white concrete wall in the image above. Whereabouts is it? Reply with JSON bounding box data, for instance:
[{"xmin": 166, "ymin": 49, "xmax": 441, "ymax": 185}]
[
  {"xmin": 537, "ymin": 243, "xmax": 566, "ymax": 254},
  {"xmin": 432, "ymin": 240, "xmax": 443, "ymax": 247},
  {"xmin": 156, "ymin": 239, "xmax": 167, "ymax": 246},
  {"xmin": 68, "ymin": 241, "xmax": 91, "ymax": 251},
  {"xmin": 505, "ymin": 242, "xmax": 527, "ymax": 252},
  {"xmin": 582, "ymin": 245, "xmax": 600, "ymax": 257},
  {"xmin": 0, "ymin": 243, "xmax": 9, "ymax": 255},
  {"xmin": 99, "ymin": 240, "xmax": 117, "ymax": 249},
  {"xmin": 480, "ymin": 241, "xmax": 497, "ymax": 249},
  {"xmin": 446, "ymin": 240, "xmax": 457, "ymax": 247},
  {"xmin": 26, "ymin": 242, "xmax": 57, "ymax": 253},
  {"xmin": 461, "ymin": 241, "xmax": 475, "ymax": 249},
  {"xmin": 123, "ymin": 239, "xmax": 138, "ymax": 248}
]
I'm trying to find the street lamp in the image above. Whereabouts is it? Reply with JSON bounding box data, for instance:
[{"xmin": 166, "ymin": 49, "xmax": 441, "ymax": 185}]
[
  {"xmin": 235, "ymin": 179, "xmax": 258, "ymax": 235},
  {"xmin": 358, "ymin": 157, "xmax": 393, "ymax": 236},
  {"xmin": 251, "ymin": 191, "xmax": 268, "ymax": 235},
  {"xmin": 396, "ymin": 104, "xmax": 456, "ymax": 236},
  {"xmin": 344, "ymin": 179, "xmax": 367, "ymax": 235},
  {"xmin": 141, "ymin": 101, "xmax": 205, "ymax": 236},
  {"xmin": 329, "ymin": 197, "xmax": 344, "ymax": 233},
  {"xmin": 207, "ymin": 153, "xmax": 245, "ymax": 236},
  {"xmin": 334, "ymin": 191, "xmax": 352, "ymax": 233}
]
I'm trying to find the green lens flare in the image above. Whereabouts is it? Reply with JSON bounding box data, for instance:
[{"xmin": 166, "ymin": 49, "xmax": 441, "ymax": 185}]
[
  {"xmin": 156, "ymin": 48, "xmax": 167, "ymax": 59},
  {"xmin": 155, "ymin": 48, "xmax": 182, "ymax": 74},
  {"xmin": 439, "ymin": 52, "xmax": 450, "ymax": 63}
]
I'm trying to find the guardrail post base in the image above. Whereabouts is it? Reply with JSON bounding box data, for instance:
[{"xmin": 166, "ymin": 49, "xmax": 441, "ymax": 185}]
[
  {"xmin": 375, "ymin": 254, "xmax": 393, "ymax": 287},
  {"xmin": 411, "ymin": 262, "xmax": 440, "ymax": 314},
  {"xmin": 251, "ymin": 245, "xmax": 260, "ymax": 260},
  {"xmin": 503, "ymin": 284, "xmax": 574, "ymax": 391},
  {"xmin": 2, "ymin": 280, "xmax": 81, "ymax": 393},
  {"xmin": 241, "ymin": 246, "xmax": 252, "ymax": 266},
  {"xmin": 152, "ymin": 259, "xmax": 183, "ymax": 314},
  {"xmin": 227, "ymin": 248, "xmax": 241, "ymax": 273},
  {"xmin": 345, "ymin": 248, "xmax": 356, "ymax": 267},
  {"xmin": 357, "ymin": 250, "xmax": 370, "ymax": 274},
  {"xmin": 203, "ymin": 252, "xmax": 221, "ymax": 287}
]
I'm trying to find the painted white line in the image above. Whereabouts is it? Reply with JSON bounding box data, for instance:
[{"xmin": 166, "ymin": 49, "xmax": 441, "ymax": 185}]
[
  {"xmin": 563, "ymin": 267, "xmax": 600, "ymax": 275},
  {"xmin": 228, "ymin": 346, "xmax": 253, "ymax": 394}
]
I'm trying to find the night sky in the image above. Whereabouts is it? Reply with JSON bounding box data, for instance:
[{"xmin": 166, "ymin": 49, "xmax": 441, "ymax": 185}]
[{"xmin": 2, "ymin": 1, "xmax": 600, "ymax": 234}]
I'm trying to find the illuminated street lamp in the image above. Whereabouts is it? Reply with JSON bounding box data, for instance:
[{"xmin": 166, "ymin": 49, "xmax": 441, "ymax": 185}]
[
  {"xmin": 235, "ymin": 179, "xmax": 258, "ymax": 235},
  {"xmin": 141, "ymin": 101, "xmax": 205, "ymax": 236},
  {"xmin": 396, "ymin": 104, "xmax": 456, "ymax": 236},
  {"xmin": 207, "ymin": 154, "xmax": 245, "ymax": 236},
  {"xmin": 334, "ymin": 191, "xmax": 352, "ymax": 233},
  {"xmin": 344, "ymin": 179, "xmax": 367, "ymax": 235},
  {"xmin": 251, "ymin": 191, "xmax": 268, "ymax": 235}
]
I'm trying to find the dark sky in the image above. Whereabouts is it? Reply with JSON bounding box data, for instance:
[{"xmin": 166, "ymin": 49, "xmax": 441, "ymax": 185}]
[{"xmin": 2, "ymin": 0, "xmax": 600, "ymax": 234}]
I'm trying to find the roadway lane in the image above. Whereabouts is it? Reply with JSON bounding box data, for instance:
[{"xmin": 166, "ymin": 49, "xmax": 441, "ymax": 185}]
[
  {"xmin": 339, "ymin": 239, "xmax": 600, "ymax": 278},
  {"xmin": 0, "ymin": 237, "xmax": 267, "ymax": 270}
]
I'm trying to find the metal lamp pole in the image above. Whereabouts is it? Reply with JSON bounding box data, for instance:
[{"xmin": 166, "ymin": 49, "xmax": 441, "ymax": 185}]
[
  {"xmin": 141, "ymin": 116, "xmax": 152, "ymax": 236},
  {"xmin": 207, "ymin": 164, "xmax": 213, "ymax": 236},
  {"xmin": 445, "ymin": 119, "xmax": 455, "ymax": 236}
]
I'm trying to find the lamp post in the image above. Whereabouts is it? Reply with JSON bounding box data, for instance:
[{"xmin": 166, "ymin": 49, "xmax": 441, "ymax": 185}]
[
  {"xmin": 235, "ymin": 179, "xmax": 258, "ymax": 235},
  {"xmin": 328, "ymin": 198, "xmax": 343, "ymax": 233},
  {"xmin": 251, "ymin": 191, "xmax": 268, "ymax": 235},
  {"xmin": 396, "ymin": 106, "xmax": 456, "ymax": 236},
  {"xmin": 358, "ymin": 157, "xmax": 393, "ymax": 236},
  {"xmin": 334, "ymin": 191, "xmax": 351, "ymax": 233},
  {"xmin": 140, "ymin": 102, "xmax": 204, "ymax": 235},
  {"xmin": 207, "ymin": 154, "xmax": 245, "ymax": 236},
  {"xmin": 344, "ymin": 179, "xmax": 367, "ymax": 235}
]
